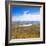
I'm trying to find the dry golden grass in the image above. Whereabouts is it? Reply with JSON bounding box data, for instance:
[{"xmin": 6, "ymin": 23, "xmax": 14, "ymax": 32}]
[{"xmin": 10, "ymin": 24, "xmax": 40, "ymax": 39}]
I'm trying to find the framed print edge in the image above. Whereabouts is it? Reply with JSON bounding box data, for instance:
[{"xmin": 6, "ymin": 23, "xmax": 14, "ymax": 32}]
[
  {"xmin": 5, "ymin": 1, "xmax": 45, "ymax": 46},
  {"xmin": 5, "ymin": 1, "xmax": 9, "ymax": 46}
]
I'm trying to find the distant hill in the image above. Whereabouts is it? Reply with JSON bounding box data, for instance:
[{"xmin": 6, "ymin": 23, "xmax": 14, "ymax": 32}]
[{"xmin": 12, "ymin": 21, "xmax": 40, "ymax": 25}]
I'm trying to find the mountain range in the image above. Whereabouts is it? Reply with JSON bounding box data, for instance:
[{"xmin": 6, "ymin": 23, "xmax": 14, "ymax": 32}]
[{"xmin": 12, "ymin": 21, "xmax": 40, "ymax": 25}]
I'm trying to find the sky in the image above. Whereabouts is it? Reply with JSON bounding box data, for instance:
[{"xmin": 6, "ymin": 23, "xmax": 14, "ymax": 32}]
[{"xmin": 10, "ymin": 5, "xmax": 40, "ymax": 22}]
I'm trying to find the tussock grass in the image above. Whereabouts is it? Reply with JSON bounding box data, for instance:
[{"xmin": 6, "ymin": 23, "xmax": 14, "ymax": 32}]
[{"xmin": 10, "ymin": 24, "xmax": 40, "ymax": 39}]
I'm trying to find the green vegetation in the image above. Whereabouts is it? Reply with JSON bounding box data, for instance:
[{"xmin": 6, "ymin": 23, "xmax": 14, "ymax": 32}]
[{"xmin": 10, "ymin": 24, "xmax": 40, "ymax": 39}]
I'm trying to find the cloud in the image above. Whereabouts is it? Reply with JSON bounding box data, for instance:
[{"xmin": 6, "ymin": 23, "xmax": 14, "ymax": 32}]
[
  {"xmin": 24, "ymin": 10, "xmax": 29, "ymax": 14},
  {"xmin": 12, "ymin": 10, "xmax": 40, "ymax": 22}
]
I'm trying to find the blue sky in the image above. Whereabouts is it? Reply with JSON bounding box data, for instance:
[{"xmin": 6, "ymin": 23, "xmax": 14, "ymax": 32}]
[
  {"xmin": 10, "ymin": 5, "xmax": 40, "ymax": 22},
  {"xmin": 11, "ymin": 6, "xmax": 40, "ymax": 16}
]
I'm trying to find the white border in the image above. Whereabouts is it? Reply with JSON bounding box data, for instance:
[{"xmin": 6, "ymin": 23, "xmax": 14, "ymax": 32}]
[{"xmin": 8, "ymin": 3, "xmax": 43, "ymax": 43}]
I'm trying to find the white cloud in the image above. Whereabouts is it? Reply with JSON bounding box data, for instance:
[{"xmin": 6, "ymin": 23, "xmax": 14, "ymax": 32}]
[
  {"xmin": 12, "ymin": 11, "xmax": 40, "ymax": 22},
  {"xmin": 24, "ymin": 10, "xmax": 29, "ymax": 14}
]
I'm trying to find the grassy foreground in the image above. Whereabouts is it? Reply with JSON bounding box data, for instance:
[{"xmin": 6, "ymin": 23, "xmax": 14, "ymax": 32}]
[{"xmin": 10, "ymin": 24, "xmax": 40, "ymax": 39}]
